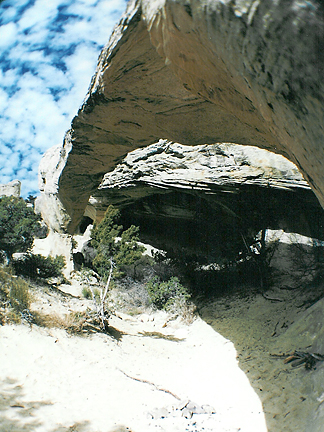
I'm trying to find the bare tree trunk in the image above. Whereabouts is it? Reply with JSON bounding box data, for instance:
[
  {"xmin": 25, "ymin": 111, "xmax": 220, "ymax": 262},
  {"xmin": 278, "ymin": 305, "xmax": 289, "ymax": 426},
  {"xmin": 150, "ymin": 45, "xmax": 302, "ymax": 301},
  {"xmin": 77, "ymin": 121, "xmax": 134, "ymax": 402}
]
[
  {"xmin": 99, "ymin": 259, "xmax": 114, "ymax": 330},
  {"xmin": 241, "ymin": 229, "xmax": 268, "ymax": 291}
]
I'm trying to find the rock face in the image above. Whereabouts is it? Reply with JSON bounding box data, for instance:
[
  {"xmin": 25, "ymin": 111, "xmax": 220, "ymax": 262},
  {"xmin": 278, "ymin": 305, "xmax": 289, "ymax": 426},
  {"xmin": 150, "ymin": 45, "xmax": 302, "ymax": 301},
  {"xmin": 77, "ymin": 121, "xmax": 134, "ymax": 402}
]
[
  {"xmin": 94, "ymin": 139, "xmax": 309, "ymax": 207},
  {"xmin": 39, "ymin": 0, "xmax": 324, "ymax": 233},
  {"xmin": 37, "ymin": 143, "xmax": 72, "ymax": 231},
  {"xmin": 87, "ymin": 140, "xmax": 324, "ymax": 263},
  {"xmin": 0, "ymin": 180, "xmax": 21, "ymax": 198}
]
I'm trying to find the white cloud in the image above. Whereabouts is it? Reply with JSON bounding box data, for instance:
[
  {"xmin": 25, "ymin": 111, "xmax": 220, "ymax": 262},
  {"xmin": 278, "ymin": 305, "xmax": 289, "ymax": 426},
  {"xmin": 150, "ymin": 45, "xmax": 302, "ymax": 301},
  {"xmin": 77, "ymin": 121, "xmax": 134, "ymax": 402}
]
[
  {"xmin": 0, "ymin": 88, "xmax": 9, "ymax": 108},
  {"xmin": 0, "ymin": 151, "xmax": 19, "ymax": 176},
  {"xmin": 0, "ymin": 69, "xmax": 18, "ymax": 89},
  {"xmin": 1, "ymin": 5, "xmax": 18, "ymax": 23},
  {"xmin": 0, "ymin": 0, "xmax": 128, "ymax": 197},
  {"xmin": 17, "ymin": 0, "xmax": 62, "ymax": 30},
  {"xmin": 0, "ymin": 22, "xmax": 17, "ymax": 48}
]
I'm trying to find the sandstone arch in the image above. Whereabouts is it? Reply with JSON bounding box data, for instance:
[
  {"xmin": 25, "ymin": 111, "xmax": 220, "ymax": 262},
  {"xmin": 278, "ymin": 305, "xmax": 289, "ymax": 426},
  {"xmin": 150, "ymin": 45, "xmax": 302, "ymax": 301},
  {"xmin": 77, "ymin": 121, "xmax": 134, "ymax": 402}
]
[{"xmin": 39, "ymin": 0, "xmax": 324, "ymax": 233}]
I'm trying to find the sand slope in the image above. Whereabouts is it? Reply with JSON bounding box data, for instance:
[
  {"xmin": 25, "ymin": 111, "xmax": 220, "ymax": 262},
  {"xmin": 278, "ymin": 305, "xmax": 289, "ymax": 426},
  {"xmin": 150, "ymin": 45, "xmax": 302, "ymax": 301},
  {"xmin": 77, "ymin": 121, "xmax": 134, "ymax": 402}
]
[{"xmin": 0, "ymin": 308, "xmax": 267, "ymax": 432}]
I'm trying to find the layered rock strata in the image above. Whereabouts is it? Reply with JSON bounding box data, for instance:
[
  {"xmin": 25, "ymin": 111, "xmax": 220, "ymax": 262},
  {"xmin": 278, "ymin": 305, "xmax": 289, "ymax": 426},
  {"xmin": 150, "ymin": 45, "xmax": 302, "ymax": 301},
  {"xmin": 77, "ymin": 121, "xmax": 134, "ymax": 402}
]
[
  {"xmin": 85, "ymin": 141, "xmax": 324, "ymax": 263},
  {"xmin": 39, "ymin": 0, "xmax": 324, "ymax": 233},
  {"xmin": 93, "ymin": 139, "xmax": 309, "ymax": 210}
]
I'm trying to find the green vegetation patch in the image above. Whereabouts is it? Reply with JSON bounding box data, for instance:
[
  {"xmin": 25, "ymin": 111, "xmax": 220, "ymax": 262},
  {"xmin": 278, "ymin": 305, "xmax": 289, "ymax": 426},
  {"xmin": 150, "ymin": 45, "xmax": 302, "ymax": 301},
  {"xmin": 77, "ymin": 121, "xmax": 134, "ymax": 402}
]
[
  {"xmin": 12, "ymin": 254, "xmax": 65, "ymax": 280},
  {"xmin": 145, "ymin": 276, "xmax": 191, "ymax": 310},
  {"xmin": 91, "ymin": 205, "xmax": 145, "ymax": 279},
  {"xmin": 0, "ymin": 196, "xmax": 41, "ymax": 262}
]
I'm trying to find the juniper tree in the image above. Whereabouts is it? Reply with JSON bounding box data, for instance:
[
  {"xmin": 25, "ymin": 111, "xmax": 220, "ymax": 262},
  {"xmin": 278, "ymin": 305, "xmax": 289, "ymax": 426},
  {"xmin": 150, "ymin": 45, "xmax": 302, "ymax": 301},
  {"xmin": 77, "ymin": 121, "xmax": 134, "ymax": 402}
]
[
  {"xmin": 91, "ymin": 205, "xmax": 144, "ymax": 278},
  {"xmin": 0, "ymin": 196, "xmax": 41, "ymax": 262}
]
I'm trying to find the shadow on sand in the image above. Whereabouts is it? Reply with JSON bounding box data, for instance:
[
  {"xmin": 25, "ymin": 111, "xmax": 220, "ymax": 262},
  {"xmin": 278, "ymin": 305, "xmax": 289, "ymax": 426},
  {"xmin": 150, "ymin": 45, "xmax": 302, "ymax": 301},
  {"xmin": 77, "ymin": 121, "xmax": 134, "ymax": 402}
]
[{"xmin": 0, "ymin": 377, "xmax": 90, "ymax": 432}]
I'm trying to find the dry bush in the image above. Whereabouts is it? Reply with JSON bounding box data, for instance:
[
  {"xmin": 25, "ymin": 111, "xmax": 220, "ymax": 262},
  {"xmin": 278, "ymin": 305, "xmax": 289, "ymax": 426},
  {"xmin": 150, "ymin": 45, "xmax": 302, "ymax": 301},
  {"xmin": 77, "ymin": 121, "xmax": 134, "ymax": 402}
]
[
  {"xmin": 0, "ymin": 267, "xmax": 31, "ymax": 324},
  {"xmin": 9, "ymin": 278, "xmax": 31, "ymax": 312},
  {"xmin": 31, "ymin": 311, "xmax": 67, "ymax": 329},
  {"xmin": 0, "ymin": 308, "xmax": 6, "ymax": 325},
  {"xmin": 31, "ymin": 310, "xmax": 88, "ymax": 334},
  {"xmin": 165, "ymin": 296, "xmax": 197, "ymax": 324}
]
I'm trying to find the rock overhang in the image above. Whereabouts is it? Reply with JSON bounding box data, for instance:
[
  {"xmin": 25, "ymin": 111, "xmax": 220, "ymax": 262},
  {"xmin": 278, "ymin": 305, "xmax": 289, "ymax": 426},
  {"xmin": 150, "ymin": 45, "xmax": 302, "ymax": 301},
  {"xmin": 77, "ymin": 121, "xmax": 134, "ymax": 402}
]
[
  {"xmin": 38, "ymin": 0, "xmax": 324, "ymax": 235},
  {"xmin": 81, "ymin": 141, "xmax": 324, "ymax": 265},
  {"xmin": 33, "ymin": 4, "xmax": 324, "ymax": 430}
]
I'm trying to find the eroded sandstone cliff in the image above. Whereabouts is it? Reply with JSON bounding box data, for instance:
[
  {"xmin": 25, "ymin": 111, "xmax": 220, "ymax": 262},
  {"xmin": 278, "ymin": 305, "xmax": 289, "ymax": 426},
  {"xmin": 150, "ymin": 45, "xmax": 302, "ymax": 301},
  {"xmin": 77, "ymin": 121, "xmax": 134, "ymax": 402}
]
[{"xmin": 39, "ymin": 0, "xmax": 324, "ymax": 233}]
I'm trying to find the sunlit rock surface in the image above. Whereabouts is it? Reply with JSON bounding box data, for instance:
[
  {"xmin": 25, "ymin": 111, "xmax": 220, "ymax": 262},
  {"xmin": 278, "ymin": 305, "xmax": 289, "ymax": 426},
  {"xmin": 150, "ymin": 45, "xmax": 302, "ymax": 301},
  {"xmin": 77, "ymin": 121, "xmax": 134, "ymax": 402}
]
[
  {"xmin": 0, "ymin": 180, "xmax": 21, "ymax": 198},
  {"xmin": 36, "ymin": 142, "xmax": 72, "ymax": 231},
  {"xmin": 93, "ymin": 140, "xmax": 309, "ymax": 209}
]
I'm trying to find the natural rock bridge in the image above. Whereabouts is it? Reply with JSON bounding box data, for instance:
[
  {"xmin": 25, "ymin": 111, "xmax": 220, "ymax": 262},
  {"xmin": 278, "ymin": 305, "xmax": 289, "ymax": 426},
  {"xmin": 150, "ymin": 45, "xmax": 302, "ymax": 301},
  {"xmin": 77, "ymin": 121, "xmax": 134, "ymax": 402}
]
[
  {"xmin": 34, "ymin": 4, "xmax": 324, "ymax": 431},
  {"xmin": 38, "ymin": 0, "xmax": 324, "ymax": 234}
]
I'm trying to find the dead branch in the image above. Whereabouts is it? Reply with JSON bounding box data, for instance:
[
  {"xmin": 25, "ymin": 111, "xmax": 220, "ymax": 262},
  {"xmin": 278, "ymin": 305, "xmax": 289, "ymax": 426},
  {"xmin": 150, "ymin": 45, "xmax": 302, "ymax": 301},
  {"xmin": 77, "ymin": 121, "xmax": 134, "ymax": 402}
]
[
  {"xmin": 118, "ymin": 368, "xmax": 181, "ymax": 400},
  {"xmin": 270, "ymin": 350, "xmax": 324, "ymax": 370}
]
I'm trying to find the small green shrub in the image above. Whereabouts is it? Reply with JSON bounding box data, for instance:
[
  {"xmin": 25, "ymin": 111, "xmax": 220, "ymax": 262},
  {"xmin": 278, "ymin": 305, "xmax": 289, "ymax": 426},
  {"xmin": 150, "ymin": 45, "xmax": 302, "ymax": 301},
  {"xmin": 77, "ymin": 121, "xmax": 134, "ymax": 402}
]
[
  {"xmin": 82, "ymin": 286, "xmax": 92, "ymax": 299},
  {"xmin": 145, "ymin": 276, "xmax": 190, "ymax": 310},
  {"xmin": 12, "ymin": 254, "xmax": 65, "ymax": 279},
  {"xmin": 0, "ymin": 267, "xmax": 11, "ymax": 298},
  {"xmin": 81, "ymin": 286, "xmax": 101, "ymax": 302}
]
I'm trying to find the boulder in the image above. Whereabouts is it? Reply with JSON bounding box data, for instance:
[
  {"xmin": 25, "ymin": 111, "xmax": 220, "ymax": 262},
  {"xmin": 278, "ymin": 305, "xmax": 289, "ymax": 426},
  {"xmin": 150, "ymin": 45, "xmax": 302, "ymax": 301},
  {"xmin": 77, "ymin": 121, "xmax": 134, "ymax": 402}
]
[{"xmin": 32, "ymin": 231, "xmax": 74, "ymax": 277}]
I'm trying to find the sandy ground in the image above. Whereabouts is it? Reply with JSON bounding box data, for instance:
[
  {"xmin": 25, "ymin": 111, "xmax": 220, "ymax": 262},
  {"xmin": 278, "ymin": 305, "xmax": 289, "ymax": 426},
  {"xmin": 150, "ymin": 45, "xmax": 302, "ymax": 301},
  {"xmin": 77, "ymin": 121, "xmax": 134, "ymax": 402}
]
[
  {"xmin": 4, "ymin": 233, "xmax": 324, "ymax": 432},
  {"xmin": 198, "ymin": 284, "xmax": 324, "ymax": 432},
  {"xmin": 0, "ymin": 283, "xmax": 267, "ymax": 432}
]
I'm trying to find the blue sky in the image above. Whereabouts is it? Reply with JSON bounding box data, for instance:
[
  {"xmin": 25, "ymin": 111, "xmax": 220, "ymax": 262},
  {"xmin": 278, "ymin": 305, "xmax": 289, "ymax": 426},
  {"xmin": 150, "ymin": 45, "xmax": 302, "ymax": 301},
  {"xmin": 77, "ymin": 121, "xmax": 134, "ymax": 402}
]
[{"xmin": 0, "ymin": 0, "xmax": 127, "ymax": 197}]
